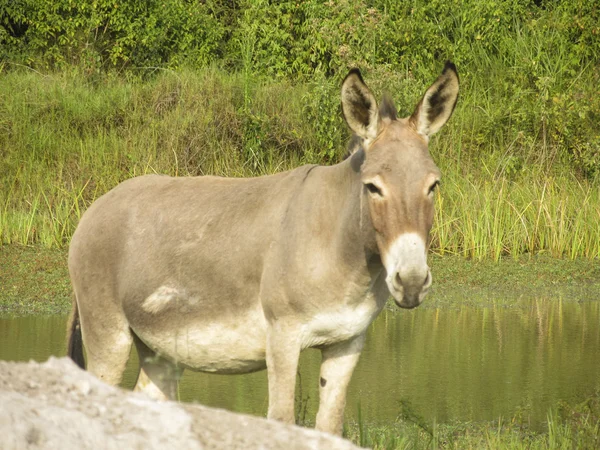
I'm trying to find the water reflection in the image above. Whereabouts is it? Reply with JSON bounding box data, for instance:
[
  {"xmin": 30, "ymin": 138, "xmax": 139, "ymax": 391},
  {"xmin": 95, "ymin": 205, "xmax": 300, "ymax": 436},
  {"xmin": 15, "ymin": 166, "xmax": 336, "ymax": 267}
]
[{"xmin": 1, "ymin": 299, "xmax": 599, "ymax": 429}]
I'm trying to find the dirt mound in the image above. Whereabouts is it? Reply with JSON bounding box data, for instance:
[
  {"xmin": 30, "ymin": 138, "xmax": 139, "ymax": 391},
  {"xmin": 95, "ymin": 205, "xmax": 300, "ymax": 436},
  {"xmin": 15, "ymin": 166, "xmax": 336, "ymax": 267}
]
[{"xmin": 0, "ymin": 357, "xmax": 361, "ymax": 450}]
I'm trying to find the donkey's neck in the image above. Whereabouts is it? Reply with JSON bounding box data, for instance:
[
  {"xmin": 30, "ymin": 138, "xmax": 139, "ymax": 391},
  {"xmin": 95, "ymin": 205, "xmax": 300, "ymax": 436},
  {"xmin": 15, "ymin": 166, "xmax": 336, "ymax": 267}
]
[{"xmin": 323, "ymin": 150, "xmax": 383, "ymax": 284}]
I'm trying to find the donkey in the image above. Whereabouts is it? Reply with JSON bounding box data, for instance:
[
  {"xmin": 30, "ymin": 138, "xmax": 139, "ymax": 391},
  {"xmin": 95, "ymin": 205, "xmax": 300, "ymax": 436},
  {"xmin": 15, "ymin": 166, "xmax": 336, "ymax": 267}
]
[{"xmin": 67, "ymin": 63, "xmax": 459, "ymax": 435}]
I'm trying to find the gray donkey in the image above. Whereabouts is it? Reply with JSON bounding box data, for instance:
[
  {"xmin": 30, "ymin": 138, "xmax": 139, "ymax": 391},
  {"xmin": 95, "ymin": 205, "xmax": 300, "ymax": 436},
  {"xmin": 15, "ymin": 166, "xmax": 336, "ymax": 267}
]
[{"xmin": 67, "ymin": 63, "xmax": 459, "ymax": 435}]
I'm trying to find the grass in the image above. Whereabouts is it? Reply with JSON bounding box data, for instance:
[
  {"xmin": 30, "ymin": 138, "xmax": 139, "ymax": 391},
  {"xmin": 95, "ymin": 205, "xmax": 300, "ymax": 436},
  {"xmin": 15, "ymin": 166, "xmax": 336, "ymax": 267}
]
[
  {"xmin": 0, "ymin": 66, "xmax": 599, "ymax": 259},
  {"xmin": 0, "ymin": 245, "xmax": 70, "ymax": 316},
  {"xmin": 343, "ymin": 391, "xmax": 600, "ymax": 449},
  {"xmin": 431, "ymin": 171, "xmax": 600, "ymax": 261},
  {"xmin": 2, "ymin": 245, "xmax": 599, "ymax": 318},
  {"xmin": 348, "ymin": 394, "xmax": 600, "ymax": 449},
  {"xmin": 0, "ymin": 67, "xmax": 318, "ymax": 246}
]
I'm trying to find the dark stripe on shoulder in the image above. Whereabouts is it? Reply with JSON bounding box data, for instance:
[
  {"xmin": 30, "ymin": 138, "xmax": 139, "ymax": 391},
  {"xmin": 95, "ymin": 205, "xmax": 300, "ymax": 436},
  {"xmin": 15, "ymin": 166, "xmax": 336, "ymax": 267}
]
[{"xmin": 301, "ymin": 164, "xmax": 318, "ymax": 184}]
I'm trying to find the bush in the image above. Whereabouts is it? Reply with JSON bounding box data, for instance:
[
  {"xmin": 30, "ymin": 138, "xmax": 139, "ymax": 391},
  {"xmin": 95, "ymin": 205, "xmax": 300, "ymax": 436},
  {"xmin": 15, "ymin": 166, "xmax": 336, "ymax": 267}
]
[
  {"xmin": 0, "ymin": 0, "xmax": 599, "ymax": 176},
  {"xmin": 0, "ymin": 0, "xmax": 227, "ymax": 72}
]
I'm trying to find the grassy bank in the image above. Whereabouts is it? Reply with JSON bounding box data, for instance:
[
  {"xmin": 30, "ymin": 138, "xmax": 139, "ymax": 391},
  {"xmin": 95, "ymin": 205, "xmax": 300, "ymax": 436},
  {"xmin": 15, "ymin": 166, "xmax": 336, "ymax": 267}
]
[
  {"xmin": 0, "ymin": 246, "xmax": 70, "ymax": 316},
  {"xmin": 1, "ymin": 67, "xmax": 599, "ymax": 258},
  {"xmin": 344, "ymin": 391, "xmax": 600, "ymax": 449},
  {"xmin": 2, "ymin": 245, "xmax": 598, "ymax": 318}
]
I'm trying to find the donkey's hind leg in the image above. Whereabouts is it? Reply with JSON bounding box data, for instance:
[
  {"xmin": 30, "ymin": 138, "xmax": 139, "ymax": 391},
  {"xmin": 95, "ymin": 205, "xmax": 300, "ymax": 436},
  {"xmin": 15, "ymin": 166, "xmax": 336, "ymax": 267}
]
[
  {"xmin": 79, "ymin": 303, "xmax": 133, "ymax": 386},
  {"xmin": 133, "ymin": 334, "xmax": 182, "ymax": 401}
]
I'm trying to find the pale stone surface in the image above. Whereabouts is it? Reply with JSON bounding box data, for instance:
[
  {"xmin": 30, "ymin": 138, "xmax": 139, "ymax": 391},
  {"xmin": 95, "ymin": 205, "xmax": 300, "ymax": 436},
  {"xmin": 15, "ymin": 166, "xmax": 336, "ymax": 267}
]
[{"xmin": 0, "ymin": 357, "xmax": 362, "ymax": 450}]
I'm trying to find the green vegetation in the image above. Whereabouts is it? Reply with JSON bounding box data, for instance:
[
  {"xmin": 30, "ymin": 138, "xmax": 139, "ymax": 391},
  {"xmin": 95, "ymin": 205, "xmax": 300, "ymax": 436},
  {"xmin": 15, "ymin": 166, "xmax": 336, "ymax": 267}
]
[
  {"xmin": 1, "ymin": 1, "xmax": 600, "ymax": 258},
  {"xmin": 0, "ymin": 65, "xmax": 599, "ymax": 257},
  {"xmin": 2, "ymin": 1, "xmax": 599, "ymax": 171},
  {"xmin": 0, "ymin": 68, "xmax": 316, "ymax": 247},
  {"xmin": 344, "ymin": 391, "xmax": 600, "ymax": 449}
]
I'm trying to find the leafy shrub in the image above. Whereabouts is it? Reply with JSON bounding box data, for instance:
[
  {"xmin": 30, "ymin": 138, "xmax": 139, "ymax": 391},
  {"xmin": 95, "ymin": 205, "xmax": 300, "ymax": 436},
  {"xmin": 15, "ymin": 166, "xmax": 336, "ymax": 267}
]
[
  {"xmin": 0, "ymin": 0, "xmax": 227, "ymax": 72},
  {"xmin": 0, "ymin": 0, "xmax": 599, "ymax": 177}
]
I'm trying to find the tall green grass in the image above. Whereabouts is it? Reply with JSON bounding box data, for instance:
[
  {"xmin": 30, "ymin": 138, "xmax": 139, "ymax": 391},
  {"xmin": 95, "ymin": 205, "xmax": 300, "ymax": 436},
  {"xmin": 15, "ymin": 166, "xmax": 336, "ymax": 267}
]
[
  {"xmin": 345, "ymin": 390, "xmax": 600, "ymax": 449},
  {"xmin": 0, "ymin": 66, "xmax": 598, "ymax": 258},
  {"xmin": 432, "ymin": 171, "xmax": 600, "ymax": 261},
  {"xmin": 0, "ymin": 68, "xmax": 315, "ymax": 247}
]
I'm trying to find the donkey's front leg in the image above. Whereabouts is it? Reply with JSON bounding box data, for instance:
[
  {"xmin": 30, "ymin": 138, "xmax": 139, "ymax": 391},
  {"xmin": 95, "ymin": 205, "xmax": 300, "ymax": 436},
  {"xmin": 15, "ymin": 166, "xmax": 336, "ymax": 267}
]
[
  {"xmin": 315, "ymin": 334, "xmax": 366, "ymax": 435},
  {"xmin": 266, "ymin": 324, "xmax": 301, "ymax": 424}
]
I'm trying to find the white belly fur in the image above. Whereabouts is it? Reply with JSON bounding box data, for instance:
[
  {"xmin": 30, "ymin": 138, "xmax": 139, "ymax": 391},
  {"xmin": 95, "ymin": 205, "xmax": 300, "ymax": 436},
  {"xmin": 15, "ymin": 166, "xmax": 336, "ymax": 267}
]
[
  {"xmin": 135, "ymin": 313, "xmax": 269, "ymax": 374},
  {"xmin": 135, "ymin": 285, "xmax": 383, "ymax": 373}
]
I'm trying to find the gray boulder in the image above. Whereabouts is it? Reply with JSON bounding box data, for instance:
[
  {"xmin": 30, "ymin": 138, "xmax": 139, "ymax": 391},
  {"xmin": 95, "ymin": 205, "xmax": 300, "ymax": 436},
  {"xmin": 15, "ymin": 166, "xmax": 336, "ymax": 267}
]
[{"xmin": 0, "ymin": 357, "xmax": 362, "ymax": 450}]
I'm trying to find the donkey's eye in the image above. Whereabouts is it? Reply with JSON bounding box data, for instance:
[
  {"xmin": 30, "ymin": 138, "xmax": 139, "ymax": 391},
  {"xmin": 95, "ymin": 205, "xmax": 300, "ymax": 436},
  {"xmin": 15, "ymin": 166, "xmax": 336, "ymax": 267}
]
[
  {"xmin": 428, "ymin": 180, "xmax": 440, "ymax": 196},
  {"xmin": 365, "ymin": 182, "xmax": 383, "ymax": 197}
]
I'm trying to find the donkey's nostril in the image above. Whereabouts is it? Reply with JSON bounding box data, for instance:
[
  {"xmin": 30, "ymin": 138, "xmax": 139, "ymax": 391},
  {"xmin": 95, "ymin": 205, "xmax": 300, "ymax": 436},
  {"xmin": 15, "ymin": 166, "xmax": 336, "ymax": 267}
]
[
  {"xmin": 394, "ymin": 272, "xmax": 402, "ymax": 289},
  {"xmin": 423, "ymin": 270, "xmax": 433, "ymax": 289}
]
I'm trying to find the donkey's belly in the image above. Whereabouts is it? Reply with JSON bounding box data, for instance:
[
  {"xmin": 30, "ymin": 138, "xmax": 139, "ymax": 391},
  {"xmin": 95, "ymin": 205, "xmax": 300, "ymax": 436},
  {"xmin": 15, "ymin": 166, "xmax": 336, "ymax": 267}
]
[
  {"xmin": 137, "ymin": 320, "xmax": 268, "ymax": 374},
  {"xmin": 130, "ymin": 296, "xmax": 269, "ymax": 374}
]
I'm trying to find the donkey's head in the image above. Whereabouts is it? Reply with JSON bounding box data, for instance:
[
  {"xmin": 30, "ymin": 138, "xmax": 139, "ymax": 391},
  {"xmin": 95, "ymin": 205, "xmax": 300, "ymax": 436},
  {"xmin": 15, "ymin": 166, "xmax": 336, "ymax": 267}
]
[{"xmin": 341, "ymin": 63, "xmax": 459, "ymax": 309}]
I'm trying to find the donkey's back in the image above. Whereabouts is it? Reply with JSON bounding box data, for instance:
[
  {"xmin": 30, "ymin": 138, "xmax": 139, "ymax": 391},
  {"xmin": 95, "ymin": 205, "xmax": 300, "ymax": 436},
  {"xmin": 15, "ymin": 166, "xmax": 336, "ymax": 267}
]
[{"xmin": 70, "ymin": 167, "xmax": 314, "ymax": 298}]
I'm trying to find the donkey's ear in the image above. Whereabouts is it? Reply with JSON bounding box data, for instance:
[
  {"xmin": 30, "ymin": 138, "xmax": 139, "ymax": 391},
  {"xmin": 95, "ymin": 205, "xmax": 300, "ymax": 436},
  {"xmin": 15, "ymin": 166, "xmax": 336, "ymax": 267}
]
[
  {"xmin": 410, "ymin": 61, "xmax": 459, "ymax": 138},
  {"xmin": 341, "ymin": 69, "xmax": 380, "ymax": 141}
]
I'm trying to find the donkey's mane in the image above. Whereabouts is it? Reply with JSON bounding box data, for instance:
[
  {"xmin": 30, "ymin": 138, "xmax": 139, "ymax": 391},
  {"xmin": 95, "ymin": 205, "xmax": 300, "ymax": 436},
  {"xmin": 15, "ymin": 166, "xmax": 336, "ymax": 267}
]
[
  {"xmin": 344, "ymin": 134, "xmax": 364, "ymax": 160},
  {"xmin": 379, "ymin": 94, "xmax": 397, "ymax": 121}
]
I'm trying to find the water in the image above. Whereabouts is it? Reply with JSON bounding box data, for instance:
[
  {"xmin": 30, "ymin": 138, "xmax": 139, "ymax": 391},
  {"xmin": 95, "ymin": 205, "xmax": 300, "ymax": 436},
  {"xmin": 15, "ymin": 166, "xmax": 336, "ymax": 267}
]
[{"xmin": 2, "ymin": 298, "xmax": 600, "ymax": 429}]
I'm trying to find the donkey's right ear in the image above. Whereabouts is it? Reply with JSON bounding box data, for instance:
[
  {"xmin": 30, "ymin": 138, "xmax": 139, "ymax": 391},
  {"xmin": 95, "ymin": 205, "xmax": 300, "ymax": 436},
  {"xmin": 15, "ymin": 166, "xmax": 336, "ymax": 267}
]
[{"xmin": 341, "ymin": 69, "xmax": 380, "ymax": 141}]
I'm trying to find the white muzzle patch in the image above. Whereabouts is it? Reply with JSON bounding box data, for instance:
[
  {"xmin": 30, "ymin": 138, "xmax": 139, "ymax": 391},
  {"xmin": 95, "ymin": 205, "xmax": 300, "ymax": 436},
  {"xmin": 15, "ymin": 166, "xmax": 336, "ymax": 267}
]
[{"xmin": 382, "ymin": 232, "xmax": 431, "ymax": 309}]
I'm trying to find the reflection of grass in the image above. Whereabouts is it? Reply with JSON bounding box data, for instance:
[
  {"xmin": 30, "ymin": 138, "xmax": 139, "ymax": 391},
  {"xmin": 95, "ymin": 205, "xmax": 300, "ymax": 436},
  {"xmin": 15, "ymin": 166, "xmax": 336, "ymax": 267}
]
[
  {"xmin": 346, "ymin": 390, "xmax": 600, "ymax": 449},
  {"xmin": 295, "ymin": 370, "xmax": 311, "ymax": 427}
]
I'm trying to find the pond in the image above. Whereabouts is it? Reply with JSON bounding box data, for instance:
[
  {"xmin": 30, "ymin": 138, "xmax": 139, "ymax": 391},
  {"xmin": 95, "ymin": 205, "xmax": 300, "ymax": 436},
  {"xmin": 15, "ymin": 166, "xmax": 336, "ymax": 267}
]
[{"xmin": 2, "ymin": 295, "xmax": 600, "ymax": 430}]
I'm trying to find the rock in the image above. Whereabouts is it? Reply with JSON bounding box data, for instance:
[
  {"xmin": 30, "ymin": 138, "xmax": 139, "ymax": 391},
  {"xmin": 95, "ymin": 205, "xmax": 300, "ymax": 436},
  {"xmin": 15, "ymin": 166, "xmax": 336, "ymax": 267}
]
[{"xmin": 0, "ymin": 358, "xmax": 362, "ymax": 450}]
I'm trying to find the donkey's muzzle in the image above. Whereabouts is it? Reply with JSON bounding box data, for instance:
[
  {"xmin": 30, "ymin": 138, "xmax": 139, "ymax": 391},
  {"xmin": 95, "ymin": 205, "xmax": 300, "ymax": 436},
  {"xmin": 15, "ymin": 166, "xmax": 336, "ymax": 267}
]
[{"xmin": 389, "ymin": 267, "xmax": 432, "ymax": 309}]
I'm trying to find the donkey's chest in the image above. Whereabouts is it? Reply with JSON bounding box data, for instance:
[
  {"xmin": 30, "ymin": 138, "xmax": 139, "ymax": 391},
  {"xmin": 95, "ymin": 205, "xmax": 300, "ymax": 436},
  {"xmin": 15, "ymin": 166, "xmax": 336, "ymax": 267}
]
[{"xmin": 301, "ymin": 298, "xmax": 383, "ymax": 348}]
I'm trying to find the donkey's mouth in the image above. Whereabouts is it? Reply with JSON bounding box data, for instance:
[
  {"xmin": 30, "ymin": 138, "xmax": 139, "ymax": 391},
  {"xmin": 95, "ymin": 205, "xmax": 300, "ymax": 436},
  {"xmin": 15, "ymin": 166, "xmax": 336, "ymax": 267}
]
[
  {"xmin": 394, "ymin": 296, "xmax": 424, "ymax": 310},
  {"xmin": 396, "ymin": 301, "xmax": 417, "ymax": 309}
]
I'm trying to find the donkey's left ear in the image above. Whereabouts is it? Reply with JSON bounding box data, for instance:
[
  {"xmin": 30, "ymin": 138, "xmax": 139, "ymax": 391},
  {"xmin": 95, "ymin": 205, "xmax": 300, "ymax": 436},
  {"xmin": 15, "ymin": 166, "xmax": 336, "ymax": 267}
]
[{"xmin": 410, "ymin": 61, "xmax": 459, "ymax": 138}]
